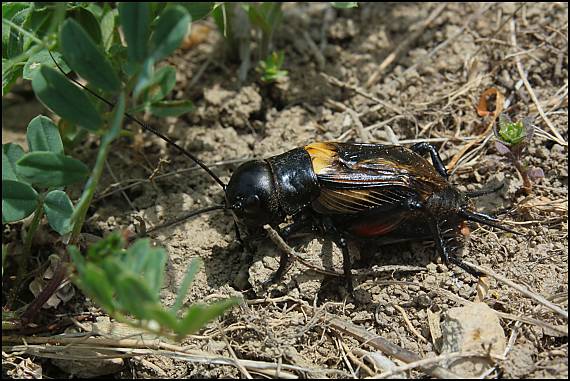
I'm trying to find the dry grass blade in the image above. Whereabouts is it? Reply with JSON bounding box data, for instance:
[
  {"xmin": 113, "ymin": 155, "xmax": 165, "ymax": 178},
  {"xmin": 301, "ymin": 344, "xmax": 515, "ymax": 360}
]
[
  {"xmin": 394, "ymin": 3, "xmax": 495, "ymax": 81},
  {"xmin": 510, "ymin": 19, "xmax": 567, "ymax": 146},
  {"xmin": 365, "ymin": 4, "xmax": 447, "ymax": 88},
  {"xmin": 371, "ymin": 351, "xmax": 502, "ymax": 379},
  {"xmin": 2, "ymin": 335, "xmax": 340, "ymax": 378},
  {"xmin": 392, "ymin": 304, "xmax": 428, "ymax": 344},
  {"xmin": 311, "ymin": 311, "xmax": 462, "ymax": 379},
  {"xmin": 461, "ymin": 260, "xmax": 568, "ymax": 320},
  {"xmin": 447, "ymin": 89, "xmax": 504, "ymax": 171},
  {"xmin": 320, "ymin": 72, "xmax": 406, "ymax": 116}
]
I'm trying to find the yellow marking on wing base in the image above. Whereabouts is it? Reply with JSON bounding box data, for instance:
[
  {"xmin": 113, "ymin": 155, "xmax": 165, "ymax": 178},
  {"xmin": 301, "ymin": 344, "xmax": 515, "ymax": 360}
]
[{"xmin": 305, "ymin": 142, "xmax": 337, "ymax": 174}]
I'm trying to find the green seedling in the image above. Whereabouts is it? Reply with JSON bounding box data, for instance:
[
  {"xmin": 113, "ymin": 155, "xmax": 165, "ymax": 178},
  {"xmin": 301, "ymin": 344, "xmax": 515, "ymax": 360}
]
[
  {"xmin": 258, "ymin": 50, "xmax": 288, "ymax": 83},
  {"xmin": 70, "ymin": 233, "xmax": 238, "ymax": 340},
  {"xmin": 212, "ymin": 2, "xmax": 357, "ymax": 81},
  {"xmin": 494, "ymin": 113, "xmax": 544, "ymax": 194}
]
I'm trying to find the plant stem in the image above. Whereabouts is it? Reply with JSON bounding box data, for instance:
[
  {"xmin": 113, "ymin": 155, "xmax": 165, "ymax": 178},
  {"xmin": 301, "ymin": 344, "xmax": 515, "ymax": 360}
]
[
  {"xmin": 20, "ymin": 261, "xmax": 69, "ymax": 324},
  {"xmin": 259, "ymin": 2, "xmax": 282, "ymax": 60},
  {"xmin": 22, "ymin": 195, "xmax": 45, "ymax": 260},
  {"xmin": 7, "ymin": 195, "xmax": 45, "ymax": 308},
  {"xmin": 69, "ymin": 93, "xmax": 125, "ymax": 244},
  {"xmin": 506, "ymin": 149, "xmax": 532, "ymax": 195},
  {"xmin": 2, "ymin": 18, "xmax": 46, "ymax": 45},
  {"xmin": 512, "ymin": 159, "xmax": 532, "ymax": 195}
]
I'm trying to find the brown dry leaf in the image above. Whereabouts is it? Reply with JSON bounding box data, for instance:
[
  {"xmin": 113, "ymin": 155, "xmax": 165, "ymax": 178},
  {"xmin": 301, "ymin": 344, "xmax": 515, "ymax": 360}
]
[
  {"xmin": 181, "ymin": 23, "xmax": 211, "ymax": 50},
  {"xmin": 476, "ymin": 87, "xmax": 505, "ymax": 117},
  {"xmin": 475, "ymin": 276, "xmax": 490, "ymax": 303},
  {"xmin": 448, "ymin": 88, "xmax": 506, "ymax": 170},
  {"xmin": 427, "ymin": 309, "xmax": 442, "ymax": 352}
]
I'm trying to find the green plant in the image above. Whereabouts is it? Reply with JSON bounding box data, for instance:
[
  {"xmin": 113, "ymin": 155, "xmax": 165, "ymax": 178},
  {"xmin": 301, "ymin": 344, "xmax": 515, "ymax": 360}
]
[
  {"xmin": 493, "ymin": 113, "xmax": 544, "ymax": 194},
  {"xmin": 3, "ymin": 3, "xmax": 235, "ymax": 336},
  {"xmin": 2, "ymin": 2, "xmax": 193, "ymax": 250},
  {"xmin": 3, "ymin": 115, "xmax": 87, "ymax": 295},
  {"xmin": 211, "ymin": 2, "xmax": 357, "ymax": 81},
  {"xmin": 2, "ymin": 115, "xmax": 85, "ymax": 229},
  {"xmin": 258, "ymin": 50, "xmax": 288, "ymax": 83},
  {"xmin": 70, "ymin": 233, "xmax": 238, "ymax": 340}
]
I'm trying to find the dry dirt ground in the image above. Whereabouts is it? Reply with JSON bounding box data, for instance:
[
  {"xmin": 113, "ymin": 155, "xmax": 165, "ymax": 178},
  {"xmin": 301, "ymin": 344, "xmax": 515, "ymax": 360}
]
[{"xmin": 2, "ymin": 2, "xmax": 568, "ymax": 379}]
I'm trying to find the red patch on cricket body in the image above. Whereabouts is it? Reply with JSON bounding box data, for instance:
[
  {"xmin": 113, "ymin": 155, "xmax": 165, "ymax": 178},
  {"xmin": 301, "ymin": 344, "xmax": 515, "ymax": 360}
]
[{"xmin": 351, "ymin": 219, "xmax": 402, "ymax": 237}]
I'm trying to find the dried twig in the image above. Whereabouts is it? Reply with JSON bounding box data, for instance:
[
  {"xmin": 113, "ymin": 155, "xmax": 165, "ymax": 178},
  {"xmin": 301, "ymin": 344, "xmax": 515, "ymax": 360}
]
[
  {"xmin": 317, "ymin": 311, "xmax": 462, "ymax": 379},
  {"xmin": 188, "ymin": 56, "xmax": 213, "ymax": 89},
  {"xmin": 395, "ymin": 3, "xmax": 495, "ymax": 80},
  {"xmin": 510, "ymin": 19, "xmax": 567, "ymax": 146},
  {"xmin": 1, "ymin": 335, "xmax": 331, "ymax": 378},
  {"xmin": 217, "ymin": 323, "xmax": 252, "ymax": 379},
  {"xmin": 372, "ymin": 350, "xmax": 500, "ymax": 379},
  {"xmin": 346, "ymin": 107, "xmax": 371, "ymax": 143},
  {"xmin": 339, "ymin": 340, "xmax": 376, "ymax": 377},
  {"xmin": 105, "ymin": 159, "xmax": 137, "ymax": 212},
  {"xmin": 320, "ymin": 72, "xmax": 406, "ymax": 116},
  {"xmin": 392, "ymin": 304, "xmax": 428, "ymax": 344},
  {"xmin": 366, "ymin": 4, "xmax": 447, "ymax": 87},
  {"xmin": 390, "ymin": 281, "xmax": 568, "ymax": 336},
  {"xmin": 461, "ymin": 260, "xmax": 568, "ymax": 320},
  {"xmin": 352, "ymin": 348, "xmax": 400, "ymax": 375},
  {"xmin": 302, "ymin": 30, "xmax": 325, "ymax": 70}
]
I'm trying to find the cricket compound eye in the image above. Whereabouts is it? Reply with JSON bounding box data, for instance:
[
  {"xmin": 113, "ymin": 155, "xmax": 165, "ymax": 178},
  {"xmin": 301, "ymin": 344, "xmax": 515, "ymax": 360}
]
[{"xmin": 225, "ymin": 160, "xmax": 282, "ymax": 226}]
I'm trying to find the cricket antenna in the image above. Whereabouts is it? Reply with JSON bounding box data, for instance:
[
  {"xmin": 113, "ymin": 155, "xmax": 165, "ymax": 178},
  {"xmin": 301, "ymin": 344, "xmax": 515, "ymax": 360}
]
[
  {"xmin": 145, "ymin": 204, "xmax": 226, "ymax": 235},
  {"xmin": 465, "ymin": 182, "xmax": 504, "ymax": 198},
  {"xmin": 48, "ymin": 51, "xmax": 227, "ymax": 191}
]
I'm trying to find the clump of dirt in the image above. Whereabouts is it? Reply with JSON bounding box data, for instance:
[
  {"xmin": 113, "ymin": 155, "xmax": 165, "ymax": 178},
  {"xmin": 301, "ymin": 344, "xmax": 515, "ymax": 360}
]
[{"xmin": 2, "ymin": 2, "xmax": 567, "ymax": 379}]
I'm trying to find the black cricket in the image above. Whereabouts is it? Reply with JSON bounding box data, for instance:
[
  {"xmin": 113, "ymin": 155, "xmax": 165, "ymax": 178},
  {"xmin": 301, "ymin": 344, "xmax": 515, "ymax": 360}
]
[{"xmin": 56, "ymin": 60, "xmax": 518, "ymax": 291}]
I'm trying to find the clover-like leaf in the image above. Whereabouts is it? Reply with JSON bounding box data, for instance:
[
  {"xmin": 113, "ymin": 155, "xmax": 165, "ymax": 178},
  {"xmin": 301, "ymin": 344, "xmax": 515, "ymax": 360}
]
[
  {"xmin": 60, "ymin": 18, "xmax": 121, "ymax": 93},
  {"xmin": 2, "ymin": 143, "xmax": 25, "ymax": 182},
  {"xmin": 2, "ymin": 179, "xmax": 38, "ymax": 223},
  {"xmin": 150, "ymin": 6, "xmax": 191, "ymax": 61},
  {"xmin": 124, "ymin": 238, "xmax": 166, "ymax": 296},
  {"xmin": 100, "ymin": 8, "xmax": 117, "ymax": 52},
  {"xmin": 178, "ymin": 299, "xmax": 238, "ymax": 337},
  {"xmin": 44, "ymin": 190, "xmax": 74, "ymax": 235},
  {"xmin": 32, "ymin": 65, "xmax": 103, "ymax": 131},
  {"xmin": 16, "ymin": 151, "xmax": 89, "ymax": 187},
  {"xmin": 23, "ymin": 50, "xmax": 71, "ymax": 80},
  {"xmin": 171, "ymin": 258, "xmax": 202, "ymax": 314},
  {"xmin": 179, "ymin": 3, "xmax": 215, "ymax": 21},
  {"xmin": 140, "ymin": 65, "xmax": 177, "ymax": 103},
  {"xmin": 26, "ymin": 115, "xmax": 64, "ymax": 154},
  {"xmin": 115, "ymin": 274, "xmax": 158, "ymax": 318},
  {"xmin": 118, "ymin": 2, "xmax": 151, "ymax": 63}
]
